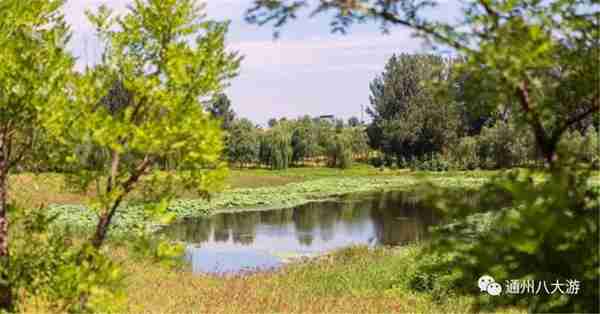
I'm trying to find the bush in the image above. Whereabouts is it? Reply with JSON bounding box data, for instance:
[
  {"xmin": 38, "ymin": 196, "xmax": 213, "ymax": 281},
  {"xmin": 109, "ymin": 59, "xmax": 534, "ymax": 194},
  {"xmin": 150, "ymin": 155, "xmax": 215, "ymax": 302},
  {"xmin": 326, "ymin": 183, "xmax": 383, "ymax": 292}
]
[
  {"xmin": 558, "ymin": 126, "xmax": 600, "ymax": 169},
  {"xmin": 477, "ymin": 121, "xmax": 534, "ymax": 169},
  {"xmin": 407, "ymin": 153, "xmax": 451, "ymax": 172},
  {"xmin": 8, "ymin": 207, "xmax": 125, "ymax": 313},
  {"xmin": 418, "ymin": 167, "xmax": 599, "ymax": 313},
  {"xmin": 447, "ymin": 121, "xmax": 538, "ymax": 170},
  {"xmin": 368, "ymin": 155, "xmax": 385, "ymax": 168},
  {"xmin": 449, "ymin": 136, "xmax": 480, "ymax": 170}
]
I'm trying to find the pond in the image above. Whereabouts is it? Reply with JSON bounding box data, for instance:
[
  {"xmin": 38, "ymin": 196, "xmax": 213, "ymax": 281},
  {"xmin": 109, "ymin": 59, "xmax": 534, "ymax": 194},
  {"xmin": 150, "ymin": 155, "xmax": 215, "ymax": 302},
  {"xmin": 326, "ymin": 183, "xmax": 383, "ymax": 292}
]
[{"xmin": 161, "ymin": 190, "xmax": 439, "ymax": 274}]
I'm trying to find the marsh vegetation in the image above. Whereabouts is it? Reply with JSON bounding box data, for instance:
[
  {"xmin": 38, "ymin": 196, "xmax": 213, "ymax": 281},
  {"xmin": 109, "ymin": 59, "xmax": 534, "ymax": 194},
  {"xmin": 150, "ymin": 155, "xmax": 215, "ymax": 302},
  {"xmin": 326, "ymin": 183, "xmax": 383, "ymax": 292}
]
[{"xmin": 0, "ymin": 0, "xmax": 598, "ymax": 313}]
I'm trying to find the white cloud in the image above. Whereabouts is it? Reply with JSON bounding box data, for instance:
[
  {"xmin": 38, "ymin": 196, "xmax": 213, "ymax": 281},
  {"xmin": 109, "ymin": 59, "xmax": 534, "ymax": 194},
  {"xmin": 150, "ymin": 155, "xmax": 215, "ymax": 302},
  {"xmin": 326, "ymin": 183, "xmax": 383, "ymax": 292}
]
[
  {"xmin": 230, "ymin": 30, "xmax": 419, "ymax": 72},
  {"xmin": 60, "ymin": 0, "xmax": 434, "ymax": 124}
]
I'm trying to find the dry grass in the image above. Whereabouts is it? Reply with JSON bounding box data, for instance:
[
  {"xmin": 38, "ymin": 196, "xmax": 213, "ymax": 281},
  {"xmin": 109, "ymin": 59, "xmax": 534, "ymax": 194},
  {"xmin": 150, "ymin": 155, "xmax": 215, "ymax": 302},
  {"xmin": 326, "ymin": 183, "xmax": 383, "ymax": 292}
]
[
  {"xmin": 8, "ymin": 166, "xmax": 409, "ymax": 208},
  {"xmin": 8, "ymin": 173, "xmax": 89, "ymax": 209},
  {"xmin": 117, "ymin": 246, "xmax": 525, "ymax": 314}
]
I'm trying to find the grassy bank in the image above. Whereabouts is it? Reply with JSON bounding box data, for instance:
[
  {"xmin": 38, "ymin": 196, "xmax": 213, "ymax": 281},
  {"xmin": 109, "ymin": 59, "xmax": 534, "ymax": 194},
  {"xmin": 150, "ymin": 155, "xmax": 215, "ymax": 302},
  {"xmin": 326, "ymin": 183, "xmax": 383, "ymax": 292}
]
[
  {"xmin": 98, "ymin": 245, "xmax": 523, "ymax": 314},
  {"xmin": 22, "ymin": 244, "xmax": 527, "ymax": 313},
  {"xmin": 16, "ymin": 166, "xmax": 598, "ymax": 313},
  {"xmin": 44, "ymin": 170, "xmax": 491, "ymax": 234},
  {"xmin": 13, "ymin": 166, "xmax": 599, "ymax": 235},
  {"xmin": 9, "ymin": 166, "xmax": 494, "ymax": 208}
]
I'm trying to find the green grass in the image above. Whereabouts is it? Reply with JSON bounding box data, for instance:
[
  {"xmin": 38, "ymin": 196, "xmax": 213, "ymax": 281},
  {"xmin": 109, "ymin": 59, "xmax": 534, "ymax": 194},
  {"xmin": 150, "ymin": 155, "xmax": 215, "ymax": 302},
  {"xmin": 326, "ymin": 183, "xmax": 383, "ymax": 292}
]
[
  {"xmin": 106, "ymin": 244, "xmax": 524, "ymax": 314},
  {"xmin": 45, "ymin": 170, "xmax": 492, "ymax": 235},
  {"xmin": 18, "ymin": 165, "xmax": 591, "ymax": 313},
  {"xmin": 12, "ymin": 166, "xmax": 598, "ymax": 236}
]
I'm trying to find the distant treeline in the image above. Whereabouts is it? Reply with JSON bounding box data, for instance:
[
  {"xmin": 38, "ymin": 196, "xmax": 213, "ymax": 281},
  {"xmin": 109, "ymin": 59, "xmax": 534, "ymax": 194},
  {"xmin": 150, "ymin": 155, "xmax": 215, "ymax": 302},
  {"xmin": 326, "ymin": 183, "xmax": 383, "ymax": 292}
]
[
  {"xmin": 18, "ymin": 54, "xmax": 598, "ymax": 173},
  {"xmin": 206, "ymin": 53, "xmax": 598, "ymax": 171}
]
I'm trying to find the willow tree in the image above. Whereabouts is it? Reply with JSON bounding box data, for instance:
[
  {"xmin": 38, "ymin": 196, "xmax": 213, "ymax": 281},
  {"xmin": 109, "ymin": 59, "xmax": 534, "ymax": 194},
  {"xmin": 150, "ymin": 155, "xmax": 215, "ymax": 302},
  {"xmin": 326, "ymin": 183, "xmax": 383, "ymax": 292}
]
[
  {"xmin": 259, "ymin": 123, "xmax": 293, "ymax": 170},
  {"xmin": 0, "ymin": 0, "xmax": 72, "ymax": 309},
  {"xmin": 246, "ymin": 0, "xmax": 599, "ymax": 167},
  {"xmin": 48, "ymin": 0, "xmax": 240, "ymax": 249},
  {"xmin": 246, "ymin": 1, "xmax": 599, "ymax": 311}
]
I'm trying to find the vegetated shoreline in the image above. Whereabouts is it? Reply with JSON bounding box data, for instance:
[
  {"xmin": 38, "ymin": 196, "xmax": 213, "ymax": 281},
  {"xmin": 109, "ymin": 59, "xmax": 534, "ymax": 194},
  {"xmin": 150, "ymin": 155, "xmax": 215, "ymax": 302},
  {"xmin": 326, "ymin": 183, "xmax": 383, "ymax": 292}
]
[
  {"xmin": 45, "ymin": 170, "xmax": 600, "ymax": 235},
  {"xmin": 47, "ymin": 174, "xmax": 489, "ymax": 235}
]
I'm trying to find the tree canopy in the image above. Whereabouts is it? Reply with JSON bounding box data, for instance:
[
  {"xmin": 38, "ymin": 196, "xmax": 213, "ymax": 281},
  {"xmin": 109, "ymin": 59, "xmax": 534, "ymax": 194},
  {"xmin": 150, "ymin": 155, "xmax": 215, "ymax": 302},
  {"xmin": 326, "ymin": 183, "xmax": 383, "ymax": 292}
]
[
  {"xmin": 246, "ymin": 0, "xmax": 599, "ymax": 165},
  {"xmin": 47, "ymin": 0, "xmax": 241, "ymax": 248},
  {"xmin": 0, "ymin": 0, "xmax": 73, "ymax": 309}
]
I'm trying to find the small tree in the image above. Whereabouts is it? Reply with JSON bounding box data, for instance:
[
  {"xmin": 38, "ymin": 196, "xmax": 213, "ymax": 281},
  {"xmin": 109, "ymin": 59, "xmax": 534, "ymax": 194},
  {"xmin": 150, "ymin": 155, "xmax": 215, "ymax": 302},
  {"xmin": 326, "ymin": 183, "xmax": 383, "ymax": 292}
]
[
  {"xmin": 0, "ymin": 0, "xmax": 72, "ymax": 309},
  {"xmin": 48, "ymin": 0, "xmax": 240, "ymax": 249},
  {"xmin": 326, "ymin": 130, "xmax": 354, "ymax": 169},
  {"xmin": 260, "ymin": 123, "xmax": 293, "ymax": 169},
  {"xmin": 347, "ymin": 116, "xmax": 360, "ymax": 127},
  {"xmin": 291, "ymin": 116, "xmax": 320, "ymax": 165},
  {"xmin": 227, "ymin": 118, "xmax": 260, "ymax": 167},
  {"xmin": 208, "ymin": 93, "xmax": 236, "ymax": 130}
]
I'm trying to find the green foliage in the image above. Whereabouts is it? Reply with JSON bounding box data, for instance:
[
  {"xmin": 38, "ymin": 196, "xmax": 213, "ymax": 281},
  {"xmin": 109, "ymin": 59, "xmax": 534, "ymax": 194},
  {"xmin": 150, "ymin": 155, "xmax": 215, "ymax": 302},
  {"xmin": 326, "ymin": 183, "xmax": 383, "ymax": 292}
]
[
  {"xmin": 226, "ymin": 118, "xmax": 260, "ymax": 167},
  {"xmin": 290, "ymin": 116, "xmax": 322, "ymax": 165},
  {"xmin": 447, "ymin": 120, "xmax": 538, "ymax": 170},
  {"xmin": 260, "ymin": 123, "xmax": 293, "ymax": 170},
  {"xmin": 0, "ymin": 0, "xmax": 74, "ymax": 309},
  {"xmin": 326, "ymin": 129, "xmax": 354, "ymax": 169},
  {"xmin": 449, "ymin": 137, "xmax": 480, "ymax": 170},
  {"xmin": 420, "ymin": 168, "xmax": 599, "ymax": 312},
  {"xmin": 128, "ymin": 235, "xmax": 186, "ymax": 269},
  {"xmin": 405, "ymin": 153, "xmax": 451, "ymax": 172},
  {"xmin": 476, "ymin": 121, "xmax": 536, "ymax": 169},
  {"xmin": 0, "ymin": 0, "xmax": 72, "ymax": 160},
  {"xmin": 366, "ymin": 54, "xmax": 460, "ymax": 163},
  {"xmin": 208, "ymin": 93, "xmax": 236, "ymax": 130},
  {"xmin": 558, "ymin": 127, "xmax": 600, "ymax": 169},
  {"xmin": 45, "ymin": 0, "xmax": 240, "ymax": 248},
  {"xmin": 8, "ymin": 207, "xmax": 125, "ymax": 313}
]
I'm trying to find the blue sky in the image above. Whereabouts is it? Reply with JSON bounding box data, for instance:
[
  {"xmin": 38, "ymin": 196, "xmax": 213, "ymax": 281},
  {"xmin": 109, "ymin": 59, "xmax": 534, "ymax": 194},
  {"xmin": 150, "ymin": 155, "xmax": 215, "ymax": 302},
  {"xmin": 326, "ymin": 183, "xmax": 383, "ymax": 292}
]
[{"xmin": 63, "ymin": 0, "xmax": 460, "ymax": 126}]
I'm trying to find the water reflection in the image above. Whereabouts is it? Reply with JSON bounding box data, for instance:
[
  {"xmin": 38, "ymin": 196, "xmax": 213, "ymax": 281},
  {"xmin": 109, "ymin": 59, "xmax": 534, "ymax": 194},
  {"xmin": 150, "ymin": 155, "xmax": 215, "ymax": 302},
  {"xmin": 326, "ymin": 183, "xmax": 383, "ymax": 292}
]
[{"xmin": 162, "ymin": 190, "xmax": 438, "ymax": 274}]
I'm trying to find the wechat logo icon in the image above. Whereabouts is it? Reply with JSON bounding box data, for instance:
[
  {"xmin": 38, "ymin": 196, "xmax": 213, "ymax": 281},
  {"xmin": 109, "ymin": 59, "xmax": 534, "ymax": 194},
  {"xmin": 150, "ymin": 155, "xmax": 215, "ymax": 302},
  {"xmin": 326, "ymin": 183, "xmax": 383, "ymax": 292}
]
[{"xmin": 478, "ymin": 275, "xmax": 502, "ymax": 296}]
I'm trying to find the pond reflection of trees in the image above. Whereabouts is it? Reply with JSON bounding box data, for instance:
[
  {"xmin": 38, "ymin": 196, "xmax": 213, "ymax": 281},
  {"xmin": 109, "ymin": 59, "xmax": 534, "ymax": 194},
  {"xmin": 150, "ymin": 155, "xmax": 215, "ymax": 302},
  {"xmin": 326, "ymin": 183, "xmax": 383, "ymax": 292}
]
[{"xmin": 163, "ymin": 191, "xmax": 439, "ymax": 247}]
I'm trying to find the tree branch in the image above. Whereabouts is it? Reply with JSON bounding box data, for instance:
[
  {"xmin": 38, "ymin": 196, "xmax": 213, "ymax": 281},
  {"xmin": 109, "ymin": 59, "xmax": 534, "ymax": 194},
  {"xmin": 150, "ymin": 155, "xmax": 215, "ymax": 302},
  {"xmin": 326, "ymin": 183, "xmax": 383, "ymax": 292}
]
[
  {"xmin": 556, "ymin": 94, "xmax": 600, "ymax": 137},
  {"xmin": 516, "ymin": 80, "xmax": 556, "ymax": 164}
]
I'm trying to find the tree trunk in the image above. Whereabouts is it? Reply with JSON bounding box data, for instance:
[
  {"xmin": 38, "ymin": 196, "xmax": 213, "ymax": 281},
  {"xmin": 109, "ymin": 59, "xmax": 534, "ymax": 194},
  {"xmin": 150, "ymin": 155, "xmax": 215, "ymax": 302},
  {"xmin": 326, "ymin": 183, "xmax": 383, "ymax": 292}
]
[
  {"xmin": 0, "ymin": 161, "xmax": 12, "ymax": 311},
  {"xmin": 91, "ymin": 214, "xmax": 111, "ymax": 249}
]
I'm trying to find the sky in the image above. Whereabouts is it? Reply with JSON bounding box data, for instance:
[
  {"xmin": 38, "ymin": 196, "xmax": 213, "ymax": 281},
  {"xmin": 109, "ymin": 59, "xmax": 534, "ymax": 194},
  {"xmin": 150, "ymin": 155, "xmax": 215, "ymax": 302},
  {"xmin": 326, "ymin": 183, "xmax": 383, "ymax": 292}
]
[{"xmin": 63, "ymin": 0, "xmax": 460, "ymax": 126}]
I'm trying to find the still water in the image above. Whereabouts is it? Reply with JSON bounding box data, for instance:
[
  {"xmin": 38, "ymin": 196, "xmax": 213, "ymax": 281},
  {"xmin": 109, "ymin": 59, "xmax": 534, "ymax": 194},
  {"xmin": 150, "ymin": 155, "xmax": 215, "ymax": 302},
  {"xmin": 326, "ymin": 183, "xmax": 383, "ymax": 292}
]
[{"xmin": 162, "ymin": 190, "xmax": 439, "ymax": 274}]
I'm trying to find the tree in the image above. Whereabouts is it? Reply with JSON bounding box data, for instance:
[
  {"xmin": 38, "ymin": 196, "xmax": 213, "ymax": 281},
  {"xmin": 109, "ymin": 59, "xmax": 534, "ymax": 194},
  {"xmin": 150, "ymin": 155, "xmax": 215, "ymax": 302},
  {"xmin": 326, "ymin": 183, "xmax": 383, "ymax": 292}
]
[
  {"xmin": 259, "ymin": 122, "xmax": 293, "ymax": 169},
  {"xmin": 245, "ymin": 1, "xmax": 599, "ymax": 311},
  {"xmin": 347, "ymin": 116, "xmax": 360, "ymax": 127},
  {"xmin": 326, "ymin": 129, "xmax": 354, "ymax": 169},
  {"xmin": 290, "ymin": 116, "xmax": 320, "ymax": 165},
  {"xmin": 0, "ymin": 0, "xmax": 72, "ymax": 309},
  {"xmin": 267, "ymin": 118, "xmax": 278, "ymax": 128},
  {"xmin": 349, "ymin": 126, "xmax": 370, "ymax": 161},
  {"xmin": 48, "ymin": 0, "xmax": 240, "ymax": 249},
  {"xmin": 227, "ymin": 118, "xmax": 260, "ymax": 167},
  {"xmin": 246, "ymin": 0, "xmax": 599, "ymax": 166},
  {"xmin": 208, "ymin": 93, "xmax": 236, "ymax": 130},
  {"xmin": 366, "ymin": 54, "xmax": 459, "ymax": 163}
]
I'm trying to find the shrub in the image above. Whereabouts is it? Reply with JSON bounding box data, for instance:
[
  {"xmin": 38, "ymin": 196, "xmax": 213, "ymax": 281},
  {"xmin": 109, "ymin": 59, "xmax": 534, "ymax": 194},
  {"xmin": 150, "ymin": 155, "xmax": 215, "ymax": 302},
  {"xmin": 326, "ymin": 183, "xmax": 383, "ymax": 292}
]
[
  {"xmin": 418, "ymin": 167, "xmax": 599, "ymax": 313},
  {"xmin": 368, "ymin": 155, "xmax": 385, "ymax": 168},
  {"xmin": 326, "ymin": 131, "xmax": 354, "ymax": 169},
  {"xmin": 9, "ymin": 207, "xmax": 125, "ymax": 313},
  {"xmin": 408, "ymin": 153, "xmax": 451, "ymax": 172},
  {"xmin": 559, "ymin": 126, "xmax": 600, "ymax": 169}
]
